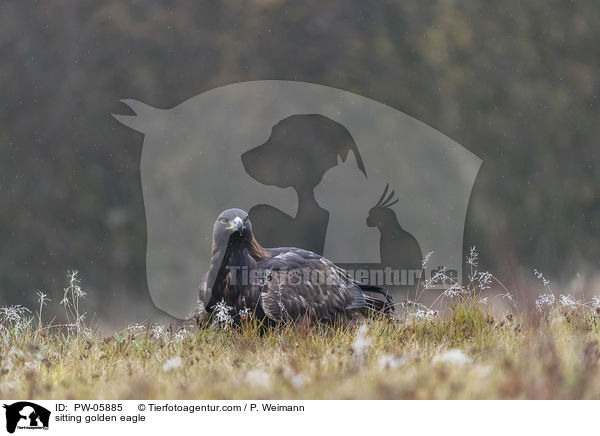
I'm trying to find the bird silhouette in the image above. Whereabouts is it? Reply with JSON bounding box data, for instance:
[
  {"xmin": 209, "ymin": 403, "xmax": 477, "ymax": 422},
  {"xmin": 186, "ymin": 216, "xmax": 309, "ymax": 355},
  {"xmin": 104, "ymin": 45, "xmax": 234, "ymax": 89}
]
[{"xmin": 366, "ymin": 184, "xmax": 422, "ymax": 274}]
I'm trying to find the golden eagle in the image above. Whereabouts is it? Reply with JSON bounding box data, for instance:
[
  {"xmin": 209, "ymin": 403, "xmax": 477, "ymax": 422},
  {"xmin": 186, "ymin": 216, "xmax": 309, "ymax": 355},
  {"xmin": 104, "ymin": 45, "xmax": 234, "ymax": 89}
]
[{"xmin": 200, "ymin": 208, "xmax": 393, "ymax": 325}]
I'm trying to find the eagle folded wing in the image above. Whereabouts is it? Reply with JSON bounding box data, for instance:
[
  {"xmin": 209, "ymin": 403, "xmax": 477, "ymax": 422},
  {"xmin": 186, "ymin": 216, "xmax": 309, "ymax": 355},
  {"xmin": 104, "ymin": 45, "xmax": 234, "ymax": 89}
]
[{"xmin": 257, "ymin": 249, "xmax": 363, "ymax": 322}]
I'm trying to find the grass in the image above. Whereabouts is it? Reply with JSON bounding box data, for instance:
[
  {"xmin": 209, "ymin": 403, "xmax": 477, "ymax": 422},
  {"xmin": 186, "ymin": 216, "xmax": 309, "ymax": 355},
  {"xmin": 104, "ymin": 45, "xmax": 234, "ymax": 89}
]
[
  {"xmin": 2, "ymin": 297, "xmax": 600, "ymax": 399},
  {"xmin": 2, "ymin": 256, "xmax": 600, "ymax": 400}
]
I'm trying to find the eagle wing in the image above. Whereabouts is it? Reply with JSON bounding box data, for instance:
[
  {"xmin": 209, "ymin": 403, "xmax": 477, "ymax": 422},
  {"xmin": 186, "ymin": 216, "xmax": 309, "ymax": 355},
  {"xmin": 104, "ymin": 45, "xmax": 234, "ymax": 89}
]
[{"xmin": 256, "ymin": 248, "xmax": 365, "ymax": 322}]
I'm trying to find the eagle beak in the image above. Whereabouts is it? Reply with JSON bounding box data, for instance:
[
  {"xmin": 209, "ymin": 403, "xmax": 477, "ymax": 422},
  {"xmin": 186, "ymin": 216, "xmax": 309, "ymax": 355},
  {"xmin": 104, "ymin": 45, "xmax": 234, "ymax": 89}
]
[{"xmin": 232, "ymin": 216, "xmax": 244, "ymax": 232}]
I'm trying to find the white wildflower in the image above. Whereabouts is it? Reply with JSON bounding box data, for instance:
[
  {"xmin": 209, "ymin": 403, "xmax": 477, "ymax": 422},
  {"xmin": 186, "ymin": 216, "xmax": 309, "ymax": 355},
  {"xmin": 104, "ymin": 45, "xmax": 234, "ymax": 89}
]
[
  {"xmin": 559, "ymin": 294, "xmax": 580, "ymax": 309},
  {"xmin": 24, "ymin": 360, "xmax": 41, "ymax": 371},
  {"xmin": 352, "ymin": 324, "xmax": 372, "ymax": 367},
  {"xmin": 500, "ymin": 292, "xmax": 517, "ymax": 307},
  {"xmin": 151, "ymin": 324, "xmax": 167, "ymax": 339},
  {"xmin": 535, "ymin": 294, "xmax": 556, "ymax": 312},
  {"xmin": 0, "ymin": 305, "xmax": 31, "ymax": 324},
  {"xmin": 8, "ymin": 347, "xmax": 25, "ymax": 359},
  {"xmin": 175, "ymin": 328, "xmax": 190, "ymax": 343},
  {"xmin": 466, "ymin": 246, "xmax": 479, "ymax": 267},
  {"xmin": 245, "ymin": 369, "xmax": 271, "ymax": 389},
  {"xmin": 476, "ymin": 271, "xmax": 493, "ymax": 290},
  {"xmin": 63, "ymin": 270, "xmax": 86, "ymax": 300},
  {"xmin": 442, "ymin": 283, "xmax": 464, "ymax": 299},
  {"xmin": 422, "ymin": 251, "xmax": 434, "ymax": 269},
  {"xmin": 378, "ymin": 354, "xmax": 410, "ymax": 370},
  {"xmin": 60, "ymin": 270, "xmax": 89, "ymax": 334},
  {"xmin": 126, "ymin": 323, "xmax": 146, "ymax": 336},
  {"xmin": 36, "ymin": 291, "xmax": 50, "ymax": 306},
  {"xmin": 413, "ymin": 308, "xmax": 438, "ymax": 320},
  {"xmin": 162, "ymin": 356, "xmax": 183, "ymax": 372},
  {"xmin": 282, "ymin": 366, "xmax": 309, "ymax": 389},
  {"xmin": 427, "ymin": 267, "xmax": 449, "ymax": 288},
  {"xmin": 289, "ymin": 373, "xmax": 308, "ymax": 389},
  {"xmin": 433, "ymin": 349, "xmax": 471, "ymax": 366},
  {"xmin": 403, "ymin": 300, "xmax": 438, "ymax": 320},
  {"xmin": 533, "ymin": 269, "xmax": 550, "ymax": 286},
  {"xmin": 0, "ymin": 381, "xmax": 17, "ymax": 391},
  {"xmin": 213, "ymin": 299, "xmax": 233, "ymax": 329},
  {"xmin": 239, "ymin": 298, "xmax": 252, "ymax": 321}
]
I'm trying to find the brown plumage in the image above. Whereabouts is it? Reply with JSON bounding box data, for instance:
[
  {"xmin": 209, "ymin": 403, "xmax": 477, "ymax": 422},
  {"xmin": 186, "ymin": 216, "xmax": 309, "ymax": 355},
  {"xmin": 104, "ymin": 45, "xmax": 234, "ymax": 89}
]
[{"xmin": 200, "ymin": 208, "xmax": 393, "ymax": 325}]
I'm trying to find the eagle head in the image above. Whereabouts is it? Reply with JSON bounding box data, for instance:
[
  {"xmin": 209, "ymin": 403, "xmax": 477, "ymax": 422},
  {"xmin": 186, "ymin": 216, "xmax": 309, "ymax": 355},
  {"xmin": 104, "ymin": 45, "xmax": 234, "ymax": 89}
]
[{"xmin": 213, "ymin": 208, "xmax": 252, "ymax": 243}]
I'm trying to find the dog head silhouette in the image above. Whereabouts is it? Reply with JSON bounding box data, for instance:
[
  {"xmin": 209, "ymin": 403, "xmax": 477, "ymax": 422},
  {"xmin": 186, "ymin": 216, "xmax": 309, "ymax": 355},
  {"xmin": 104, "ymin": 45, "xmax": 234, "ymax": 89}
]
[{"xmin": 241, "ymin": 114, "xmax": 366, "ymax": 190}]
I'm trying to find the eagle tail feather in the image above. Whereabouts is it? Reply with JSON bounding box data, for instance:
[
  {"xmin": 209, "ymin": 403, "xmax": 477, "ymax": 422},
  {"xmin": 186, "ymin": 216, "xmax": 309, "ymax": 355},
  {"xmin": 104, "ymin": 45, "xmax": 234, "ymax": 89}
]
[
  {"xmin": 359, "ymin": 285, "xmax": 394, "ymax": 315},
  {"xmin": 346, "ymin": 286, "xmax": 367, "ymax": 310}
]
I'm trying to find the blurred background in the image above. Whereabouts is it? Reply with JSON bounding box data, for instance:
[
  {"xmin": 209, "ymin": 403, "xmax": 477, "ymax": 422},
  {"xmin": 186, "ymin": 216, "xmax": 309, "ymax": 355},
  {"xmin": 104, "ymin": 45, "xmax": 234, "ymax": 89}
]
[{"xmin": 1, "ymin": 0, "xmax": 598, "ymax": 327}]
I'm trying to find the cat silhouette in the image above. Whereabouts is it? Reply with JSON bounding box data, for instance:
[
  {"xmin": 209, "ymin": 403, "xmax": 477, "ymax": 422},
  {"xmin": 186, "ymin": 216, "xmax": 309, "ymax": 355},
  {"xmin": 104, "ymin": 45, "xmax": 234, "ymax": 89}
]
[{"xmin": 314, "ymin": 153, "xmax": 380, "ymax": 263}]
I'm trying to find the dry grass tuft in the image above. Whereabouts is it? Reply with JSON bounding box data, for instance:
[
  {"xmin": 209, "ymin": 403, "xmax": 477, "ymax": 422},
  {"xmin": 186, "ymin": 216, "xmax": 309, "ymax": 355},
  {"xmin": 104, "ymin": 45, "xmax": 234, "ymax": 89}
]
[{"xmin": 2, "ymin": 299, "xmax": 600, "ymax": 399}]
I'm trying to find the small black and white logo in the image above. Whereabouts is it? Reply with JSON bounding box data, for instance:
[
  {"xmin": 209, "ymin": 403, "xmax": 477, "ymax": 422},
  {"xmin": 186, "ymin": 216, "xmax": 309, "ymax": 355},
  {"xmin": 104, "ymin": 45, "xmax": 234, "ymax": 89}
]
[{"xmin": 3, "ymin": 402, "xmax": 50, "ymax": 433}]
